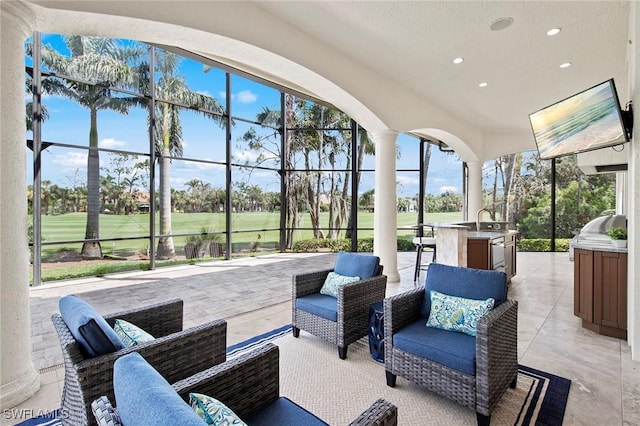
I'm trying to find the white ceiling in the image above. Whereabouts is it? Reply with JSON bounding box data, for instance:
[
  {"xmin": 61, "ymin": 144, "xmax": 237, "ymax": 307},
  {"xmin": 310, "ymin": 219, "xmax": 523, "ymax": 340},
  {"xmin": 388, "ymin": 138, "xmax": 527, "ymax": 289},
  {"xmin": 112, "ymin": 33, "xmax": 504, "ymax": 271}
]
[{"xmin": 26, "ymin": 0, "xmax": 632, "ymax": 161}]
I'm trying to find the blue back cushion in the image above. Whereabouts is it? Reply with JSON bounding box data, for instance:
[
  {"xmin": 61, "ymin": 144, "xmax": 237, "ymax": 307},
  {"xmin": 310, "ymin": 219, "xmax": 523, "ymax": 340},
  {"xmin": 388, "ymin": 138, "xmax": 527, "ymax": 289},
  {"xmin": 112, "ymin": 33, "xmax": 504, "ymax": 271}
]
[
  {"xmin": 114, "ymin": 352, "xmax": 203, "ymax": 425},
  {"xmin": 244, "ymin": 397, "xmax": 328, "ymax": 425},
  {"xmin": 421, "ymin": 263, "xmax": 507, "ymax": 318},
  {"xmin": 334, "ymin": 252, "xmax": 380, "ymax": 279},
  {"xmin": 59, "ymin": 295, "xmax": 125, "ymax": 358}
]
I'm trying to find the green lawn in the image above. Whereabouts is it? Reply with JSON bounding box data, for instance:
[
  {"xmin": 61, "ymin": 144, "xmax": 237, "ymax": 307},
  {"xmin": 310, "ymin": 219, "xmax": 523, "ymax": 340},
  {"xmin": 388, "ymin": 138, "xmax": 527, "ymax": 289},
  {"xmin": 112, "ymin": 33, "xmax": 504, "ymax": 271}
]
[{"xmin": 39, "ymin": 210, "xmax": 463, "ymax": 259}]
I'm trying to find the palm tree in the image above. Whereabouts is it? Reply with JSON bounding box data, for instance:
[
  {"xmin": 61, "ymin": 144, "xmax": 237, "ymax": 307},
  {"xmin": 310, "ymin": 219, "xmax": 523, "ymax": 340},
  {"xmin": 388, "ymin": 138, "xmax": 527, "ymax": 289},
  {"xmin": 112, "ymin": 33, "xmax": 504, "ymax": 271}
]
[
  {"xmin": 153, "ymin": 51, "xmax": 225, "ymax": 259},
  {"xmin": 32, "ymin": 36, "xmax": 145, "ymax": 258}
]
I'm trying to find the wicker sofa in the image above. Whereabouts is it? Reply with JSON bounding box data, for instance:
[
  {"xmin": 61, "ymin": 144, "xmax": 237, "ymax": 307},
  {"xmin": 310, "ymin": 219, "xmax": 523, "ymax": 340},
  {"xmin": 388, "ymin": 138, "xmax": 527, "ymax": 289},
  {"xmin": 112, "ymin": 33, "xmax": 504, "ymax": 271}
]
[
  {"xmin": 292, "ymin": 252, "xmax": 387, "ymax": 359},
  {"xmin": 384, "ymin": 263, "xmax": 518, "ymax": 426},
  {"xmin": 92, "ymin": 343, "xmax": 398, "ymax": 425},
  {"xmin": 52, "ymin": 297, "xmax": 227, "ymax": 426}
]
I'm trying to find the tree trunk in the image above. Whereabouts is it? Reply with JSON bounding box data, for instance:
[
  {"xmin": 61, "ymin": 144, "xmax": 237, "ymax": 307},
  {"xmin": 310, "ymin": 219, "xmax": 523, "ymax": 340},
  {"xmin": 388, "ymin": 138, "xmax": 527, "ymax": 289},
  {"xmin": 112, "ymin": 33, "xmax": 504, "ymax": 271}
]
[
  {"xmin": 81, "ymin": 107, "xmax": 103, "ymax": 259},
  {"xmin": 156, "ymin": 146, "xmax": 175, "ymax": 259}
]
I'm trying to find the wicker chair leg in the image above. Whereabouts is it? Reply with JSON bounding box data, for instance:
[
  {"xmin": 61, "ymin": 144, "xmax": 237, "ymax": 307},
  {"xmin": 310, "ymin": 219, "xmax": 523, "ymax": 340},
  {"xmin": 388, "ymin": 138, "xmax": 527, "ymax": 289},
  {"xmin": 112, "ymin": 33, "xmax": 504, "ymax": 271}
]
[
  {"xmin": 338, "ymin": 345, "xmax": 347, "ymax": 360},
  {"xmin": 385, "ymin": 370, "xmax": 396, "ymax": 387},
  {"xmin": 510, "ymin": 377, "xmax": 517, "ymax": 389},
  {"xmin": 476, "ymin": 412, "xmax": 490, "ymax": 426},
  {"xmin": 292, "ymin": 326, "xmax": 300, "ymax": 337}
]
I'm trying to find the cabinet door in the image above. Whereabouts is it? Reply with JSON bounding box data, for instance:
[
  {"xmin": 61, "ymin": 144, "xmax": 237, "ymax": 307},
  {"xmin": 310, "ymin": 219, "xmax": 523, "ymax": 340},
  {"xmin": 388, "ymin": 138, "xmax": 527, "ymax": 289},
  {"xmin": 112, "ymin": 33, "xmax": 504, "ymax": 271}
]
[
  {"xmin": 594, "ymin": 251, "xmax": 627, "ymax": 330},
  {"xmin": 467, "ymin": 239, "xmax": 489, "ymax": 269},
  {"xmin": 574, "ymin": 248, "xmax": 593, "ymax": 321},
  {"xmin": 504, "ymin": 234, "xmax": 516, "ymax": 279}
]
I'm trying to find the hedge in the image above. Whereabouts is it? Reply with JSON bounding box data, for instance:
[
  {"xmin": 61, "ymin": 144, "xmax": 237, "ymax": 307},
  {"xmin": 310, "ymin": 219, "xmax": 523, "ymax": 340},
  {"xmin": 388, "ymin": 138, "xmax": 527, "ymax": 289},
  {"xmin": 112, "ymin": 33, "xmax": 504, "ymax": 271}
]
[{"xmin": 518, "ymin": 238, "xmax": 570, "ymax": 252}]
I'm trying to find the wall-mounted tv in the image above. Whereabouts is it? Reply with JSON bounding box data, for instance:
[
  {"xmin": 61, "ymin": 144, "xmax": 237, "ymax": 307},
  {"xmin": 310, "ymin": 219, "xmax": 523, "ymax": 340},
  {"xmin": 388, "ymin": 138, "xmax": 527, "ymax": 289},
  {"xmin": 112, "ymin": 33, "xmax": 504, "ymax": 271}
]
[{"xmin": 529, "ymin": 79, "xmax": 629, "ymax": 160}]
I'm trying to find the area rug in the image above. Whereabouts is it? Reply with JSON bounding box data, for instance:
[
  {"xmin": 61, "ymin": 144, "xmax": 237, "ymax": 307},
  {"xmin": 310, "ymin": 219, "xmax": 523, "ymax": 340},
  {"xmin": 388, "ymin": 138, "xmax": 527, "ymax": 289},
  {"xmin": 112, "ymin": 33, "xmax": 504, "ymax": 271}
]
[
  {"xmin": 229, "ymin": 325, "xmax": 571, "ymax": 426},
  {"xmin": 17, "ymin": 324, "xmax": 570, "ymax": 425}
]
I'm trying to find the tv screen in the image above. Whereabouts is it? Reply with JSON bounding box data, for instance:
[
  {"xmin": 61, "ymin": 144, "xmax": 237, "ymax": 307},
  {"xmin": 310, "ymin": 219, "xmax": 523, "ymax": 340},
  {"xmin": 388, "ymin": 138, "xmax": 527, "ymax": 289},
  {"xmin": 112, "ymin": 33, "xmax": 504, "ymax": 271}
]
[{"xmin": 529, "ymin": 79, "xmax": 628, "ymax": 160}]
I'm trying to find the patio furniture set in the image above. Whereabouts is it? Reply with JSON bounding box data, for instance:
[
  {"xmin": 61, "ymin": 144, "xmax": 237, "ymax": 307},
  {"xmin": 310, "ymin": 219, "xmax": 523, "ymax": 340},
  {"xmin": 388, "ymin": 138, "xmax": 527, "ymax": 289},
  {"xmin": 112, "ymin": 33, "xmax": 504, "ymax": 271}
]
[{"xmin": 52, "ymin": 251, "xmax": 516, "ymax": 425}]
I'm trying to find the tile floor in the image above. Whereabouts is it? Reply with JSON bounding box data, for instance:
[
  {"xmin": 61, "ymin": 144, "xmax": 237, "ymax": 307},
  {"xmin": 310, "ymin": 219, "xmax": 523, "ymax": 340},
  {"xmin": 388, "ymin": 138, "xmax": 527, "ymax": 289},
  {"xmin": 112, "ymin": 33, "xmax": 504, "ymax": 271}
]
[{"xmin": 3, "ymin": 251, "xmax": 639, "ymax": 425}]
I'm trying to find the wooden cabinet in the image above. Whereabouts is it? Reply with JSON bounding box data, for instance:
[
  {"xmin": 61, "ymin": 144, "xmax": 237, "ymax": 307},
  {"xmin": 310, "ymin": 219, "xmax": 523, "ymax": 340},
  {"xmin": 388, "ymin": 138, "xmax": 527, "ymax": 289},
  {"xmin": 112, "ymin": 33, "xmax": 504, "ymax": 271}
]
[
  {"xmin": 467, "ymin": 233, "xmax": 517, "ymax": 282},
  {"xmin": 573, "ymin": 248, "xmax": 627, "ymax": 339},
  {"xmin": 467, "ymin": 239, "xmax": 489, "ymax": 270}
]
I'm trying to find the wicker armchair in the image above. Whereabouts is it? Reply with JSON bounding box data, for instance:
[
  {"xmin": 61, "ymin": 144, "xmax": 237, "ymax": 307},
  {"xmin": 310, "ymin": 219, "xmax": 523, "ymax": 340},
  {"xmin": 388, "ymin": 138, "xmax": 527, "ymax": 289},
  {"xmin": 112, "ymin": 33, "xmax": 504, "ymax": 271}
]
[
  {"xmin": 384, "ymin": 263, "xmax": 518, "ymax": 426},
  {"xmin": 92, "ymin": 343, "xmax": 398, "ymax": 425},
  {"xmin": 52, "ymin": 298, "xmax": 227, "ymax": 426},
  {"xmin": 292, "ymin": 252, "xmax": 387, "ymax": 359}
]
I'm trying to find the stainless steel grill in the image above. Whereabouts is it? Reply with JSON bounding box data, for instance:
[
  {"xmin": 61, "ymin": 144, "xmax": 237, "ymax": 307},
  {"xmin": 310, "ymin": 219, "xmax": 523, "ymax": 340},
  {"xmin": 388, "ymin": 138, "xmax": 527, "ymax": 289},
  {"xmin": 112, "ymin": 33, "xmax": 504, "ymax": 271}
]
[{"xmin": 569, "ymin": 214, "xmax": 626, "ymax": 260}]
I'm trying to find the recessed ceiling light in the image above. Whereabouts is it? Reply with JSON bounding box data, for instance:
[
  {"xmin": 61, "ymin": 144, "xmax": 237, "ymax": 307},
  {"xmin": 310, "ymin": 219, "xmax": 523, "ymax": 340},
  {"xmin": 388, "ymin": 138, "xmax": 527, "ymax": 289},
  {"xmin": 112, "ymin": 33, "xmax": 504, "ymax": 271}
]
[
  {"xmin": 560, "ymin": 62, "xmax": 572, "ymax": 68},
  {"xmin": 490, "ymin": 17, "xmax": 514, "ymax": 31},
  {"xmin": 547, "ymin": 28, "xmax": 561, "ymax": 36},
  {"xmin": 479, "ymin": 82, "xmax": 488, "ymax": 88},
  {"xmin": 453, "ymin": 57, "xmax": 464, "ymax": 65}
]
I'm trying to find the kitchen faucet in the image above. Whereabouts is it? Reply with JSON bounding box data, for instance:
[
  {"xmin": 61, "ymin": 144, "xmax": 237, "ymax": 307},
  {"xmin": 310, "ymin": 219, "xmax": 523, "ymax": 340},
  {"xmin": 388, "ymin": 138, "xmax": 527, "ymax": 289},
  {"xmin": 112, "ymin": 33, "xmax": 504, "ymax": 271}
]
[{"xmin": 476, "ymin": 208, "xmax": 491, "ymax": 231}]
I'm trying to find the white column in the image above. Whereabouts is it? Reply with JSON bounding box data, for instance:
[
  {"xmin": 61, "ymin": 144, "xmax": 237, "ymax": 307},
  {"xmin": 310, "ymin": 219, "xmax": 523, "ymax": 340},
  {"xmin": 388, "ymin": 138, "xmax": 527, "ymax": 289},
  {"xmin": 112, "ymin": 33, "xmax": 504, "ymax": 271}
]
[
  {"xmin": 615, "ymin": 171, "xmax": 626, "ymax": 215},
  {"xmin": 0, "ymin": 1, "xmax": 40, "ymax": 409},
  {"xmin": 371, "ymin": 130, "xmax": 399, "ymax": 282},
  {"xmin": 467, "ymin": 161, "xmax": 483, "ymax": 221},
  {"xmin": 627, "ymin": 0, "xmax": 639, "ymax": 361}
]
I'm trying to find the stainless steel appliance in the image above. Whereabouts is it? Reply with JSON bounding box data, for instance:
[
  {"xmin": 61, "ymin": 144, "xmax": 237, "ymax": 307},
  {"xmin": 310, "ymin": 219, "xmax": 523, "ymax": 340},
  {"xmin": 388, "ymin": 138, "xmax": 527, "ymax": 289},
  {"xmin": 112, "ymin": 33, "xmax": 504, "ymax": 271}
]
[
  {"xmin": 491, "ymin": 236, "xmax": 506, "ymax": 272},
  {"xmin": 569, "ymin": 214, "xmax": 626, "ymax": 261}
]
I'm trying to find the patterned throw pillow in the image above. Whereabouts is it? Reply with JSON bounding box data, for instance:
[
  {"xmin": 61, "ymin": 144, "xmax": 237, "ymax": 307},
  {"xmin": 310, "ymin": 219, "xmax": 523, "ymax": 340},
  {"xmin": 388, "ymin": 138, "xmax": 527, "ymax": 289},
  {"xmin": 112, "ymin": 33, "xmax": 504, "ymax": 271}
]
[
  {"xmin": 426, "ymin": 290, "xmax": 495, "ymax": 336},
  {"xmin": 319, "ymin": 271, "xmax": 361, "ymax": 298},
  {"xmin": 190, "ymin": 393, "xmax": 247, "ymax": 426},
  {"xmin": 113, "ymin": 319, "xmax": 154, "ymax": 347}
]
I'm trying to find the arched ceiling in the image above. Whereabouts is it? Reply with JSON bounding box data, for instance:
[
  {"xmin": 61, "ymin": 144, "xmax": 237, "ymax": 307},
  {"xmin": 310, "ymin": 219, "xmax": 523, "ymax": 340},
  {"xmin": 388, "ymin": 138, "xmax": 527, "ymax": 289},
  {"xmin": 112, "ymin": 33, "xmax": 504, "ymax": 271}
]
[{"xmin": 25, "ymin": 0, "xmax": 631, "ymax": 162}]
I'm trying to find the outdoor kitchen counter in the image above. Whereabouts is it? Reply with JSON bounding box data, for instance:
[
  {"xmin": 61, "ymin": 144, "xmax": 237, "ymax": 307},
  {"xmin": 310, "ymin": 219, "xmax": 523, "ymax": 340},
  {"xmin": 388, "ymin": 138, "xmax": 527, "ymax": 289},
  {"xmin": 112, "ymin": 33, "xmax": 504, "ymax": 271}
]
[
  {"xmin": 467, "ymin": 230, "xmax": 519, "ymax": 239},
  {"xmin": 572, "ymin": 240, "xmax": 628, "ymax": 253}
]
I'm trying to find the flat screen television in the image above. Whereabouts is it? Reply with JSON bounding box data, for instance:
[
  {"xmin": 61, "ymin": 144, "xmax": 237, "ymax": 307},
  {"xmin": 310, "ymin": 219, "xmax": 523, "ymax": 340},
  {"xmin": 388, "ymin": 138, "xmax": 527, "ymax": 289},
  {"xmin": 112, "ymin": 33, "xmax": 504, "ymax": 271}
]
[{"xmin": 529, "ymin": 79, "xmax": 629, "ymax": 160}]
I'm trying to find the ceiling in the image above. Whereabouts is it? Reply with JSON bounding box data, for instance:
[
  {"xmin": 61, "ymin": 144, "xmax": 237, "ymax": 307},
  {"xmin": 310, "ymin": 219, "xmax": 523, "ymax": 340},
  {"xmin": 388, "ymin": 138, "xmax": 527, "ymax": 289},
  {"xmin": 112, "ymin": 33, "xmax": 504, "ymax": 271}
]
[{"xmin": 26, "ymin": 1, "xmax": 632, "ymax": 161}]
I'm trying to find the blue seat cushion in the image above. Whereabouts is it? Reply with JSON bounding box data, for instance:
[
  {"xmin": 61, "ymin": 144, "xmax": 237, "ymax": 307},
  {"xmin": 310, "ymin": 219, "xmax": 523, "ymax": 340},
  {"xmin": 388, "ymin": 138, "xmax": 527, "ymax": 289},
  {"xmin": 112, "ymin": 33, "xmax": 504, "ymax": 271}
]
[
  {"xmin": 334, "ymin": 251, "xmax": 380, "ymax": 279},
  {"xmin": 421, "ymin": 263, "xmax": 507, "ymax": 318},
  {"xmin": 114, "ymin": 352, "xmax": 204, "ymax": 425},
  {"xmin": 59, "ymin": 295, "xmax": 125, "ymax": 358},
  {"xmin": 393, "ymin": 319, "xmax": 476, "ymax": 376},
  {"xmin": 296, "ymin": 294, "xmax": 337, "ymax": 322},
  {"xmin": 244, "ymin": 397, "xmax": 328, "ymax": 425}
]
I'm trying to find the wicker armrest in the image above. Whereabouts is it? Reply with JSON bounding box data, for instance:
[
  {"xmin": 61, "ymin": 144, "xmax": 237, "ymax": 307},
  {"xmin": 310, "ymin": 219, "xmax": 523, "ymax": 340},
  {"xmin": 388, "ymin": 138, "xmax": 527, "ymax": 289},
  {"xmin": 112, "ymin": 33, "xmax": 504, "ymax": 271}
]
[
  {"xmin": 292, "ymin": 268, "xmax": 334, "ymax": 298},
  {"xmin": 339, "ymin": 274, "xmax": 388, "ymax": 312},
  {"xmin": 75, "ymin": 318, "xmax": 227, "ymax": 415},
  {"xmin": 383, "ymin": 287, "xmax": 424, "ymax": 334},
  {"xmin": 91, "ymin": 396, "xmax": 121, "ymax": 426},
  {"xmin": 348, "ymin": 398, "xmax": 398, "ymax": 426},
  {"xmin": 173, "ymin": 343, "xmax": 280, "ymax": 420},
  {"xmin": 475, "ymin": 299, "xmax": 518, "ymax": 414},
  {"xmin": 103, "ymin": 298, "xmax": 183, "ymax": 338}
]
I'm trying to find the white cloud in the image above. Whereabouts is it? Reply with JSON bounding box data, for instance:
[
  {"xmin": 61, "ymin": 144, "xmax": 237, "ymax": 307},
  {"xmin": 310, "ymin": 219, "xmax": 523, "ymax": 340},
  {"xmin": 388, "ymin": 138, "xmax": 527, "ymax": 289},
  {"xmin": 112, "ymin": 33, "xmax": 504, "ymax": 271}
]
[
  {"xmin": 99, "ymin": 138, "xmax": 127, "ymax": 149},
  {"xmin": 197, "ymin": 90, "xmax": 213, "ymax": 97},
  {"xmin": 439, "ymin": 185, "xmax": 458, "ymax": 194},
  {"xmin": 236, "ymin": 90, "xmax": 257, "ymax": 104},
  {"xmin": 396, "ymin": 175, "xmax": 419, "ymax": 186},
  {"xmin": 52, "ymin": 151, "xmax": 87, "ymax": 169},
  {"xmin": 234, "ymin": 150, "xmax": 259, "ymax": 163}
]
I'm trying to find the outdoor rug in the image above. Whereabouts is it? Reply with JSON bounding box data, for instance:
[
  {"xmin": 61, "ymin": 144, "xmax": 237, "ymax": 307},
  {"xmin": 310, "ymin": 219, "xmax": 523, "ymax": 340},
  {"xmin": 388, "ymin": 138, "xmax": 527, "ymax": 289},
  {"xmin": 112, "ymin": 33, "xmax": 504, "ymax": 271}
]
[
  {"xmin": 17, "ymin": 324, "xmax": 570, "ymax": 425},
  {"xmin": 228, "ymin": 325, "xmax": 571, "ymax": 426}
]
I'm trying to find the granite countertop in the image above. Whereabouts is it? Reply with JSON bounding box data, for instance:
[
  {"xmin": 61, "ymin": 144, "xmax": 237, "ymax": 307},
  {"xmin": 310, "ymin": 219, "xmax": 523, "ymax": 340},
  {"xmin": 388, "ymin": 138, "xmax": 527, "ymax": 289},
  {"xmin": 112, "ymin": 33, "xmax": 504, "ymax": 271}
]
[
  {"xmin": 467, "ymin": 230, "xmax": 518, "ymax": 240},
  {"xmin": 572, "ymin": 240, "xmax": 628, "ymax": 253}
]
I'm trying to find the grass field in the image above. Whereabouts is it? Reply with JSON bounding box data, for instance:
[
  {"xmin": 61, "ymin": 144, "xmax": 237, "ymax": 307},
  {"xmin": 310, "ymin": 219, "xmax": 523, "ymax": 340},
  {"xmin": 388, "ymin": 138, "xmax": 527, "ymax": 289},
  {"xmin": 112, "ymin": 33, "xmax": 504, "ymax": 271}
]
[{"xmin": 39, "ymin": 210, "xmax": 463, "ymax": 260}]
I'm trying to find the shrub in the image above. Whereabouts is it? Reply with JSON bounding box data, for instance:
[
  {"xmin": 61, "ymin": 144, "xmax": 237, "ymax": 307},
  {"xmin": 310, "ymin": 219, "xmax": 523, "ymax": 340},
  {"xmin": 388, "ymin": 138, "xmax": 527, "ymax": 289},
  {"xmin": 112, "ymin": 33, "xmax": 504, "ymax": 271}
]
[
  {"xmin": 606, "ymin": 227, "xmax": 627, "ymax": 240},
  {"xmin": 518, "ymin": 238, "xmax": 570, "ymax": 252},
  {"xmin": 291, "ymin": 237, "xmax": 414, "ymax": 253}
]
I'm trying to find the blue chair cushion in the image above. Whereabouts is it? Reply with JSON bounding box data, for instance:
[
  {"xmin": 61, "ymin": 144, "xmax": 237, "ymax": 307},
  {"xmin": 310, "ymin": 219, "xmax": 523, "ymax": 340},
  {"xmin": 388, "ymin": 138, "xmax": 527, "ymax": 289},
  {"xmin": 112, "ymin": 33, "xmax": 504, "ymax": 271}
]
[
  {"xmin": 421, "ymin": 263, "xmax": 507, "ymax": 318},
  {"xmin": 296, "ymin": 294, "xmax": 337, "ymax": 322},
  {"xmin": 334, "ymin": 252, "xmax": 380, "ymax": 280},
  {"xmin": 244, "ymin": 397, "xmax": 328, "ymax": 425},
  {"xmin": 114, "ymin": 352, "xmax": 203, "ymax": 426},
  {"xmin": 393, "ymin": 319, "xmax": 476, "ymax": 376},
  {"xmin": 59, "ymin": 295, "xmax": 125, "ymax": 358}
]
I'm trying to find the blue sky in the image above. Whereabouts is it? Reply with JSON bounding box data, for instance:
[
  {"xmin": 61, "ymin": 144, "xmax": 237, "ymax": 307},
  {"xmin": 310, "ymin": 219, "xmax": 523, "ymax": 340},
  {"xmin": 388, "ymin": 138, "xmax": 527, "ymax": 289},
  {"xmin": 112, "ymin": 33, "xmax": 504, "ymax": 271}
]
[{"xmin": 26, "ymin": 34, "xmax": 467, "ymax": 198}]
